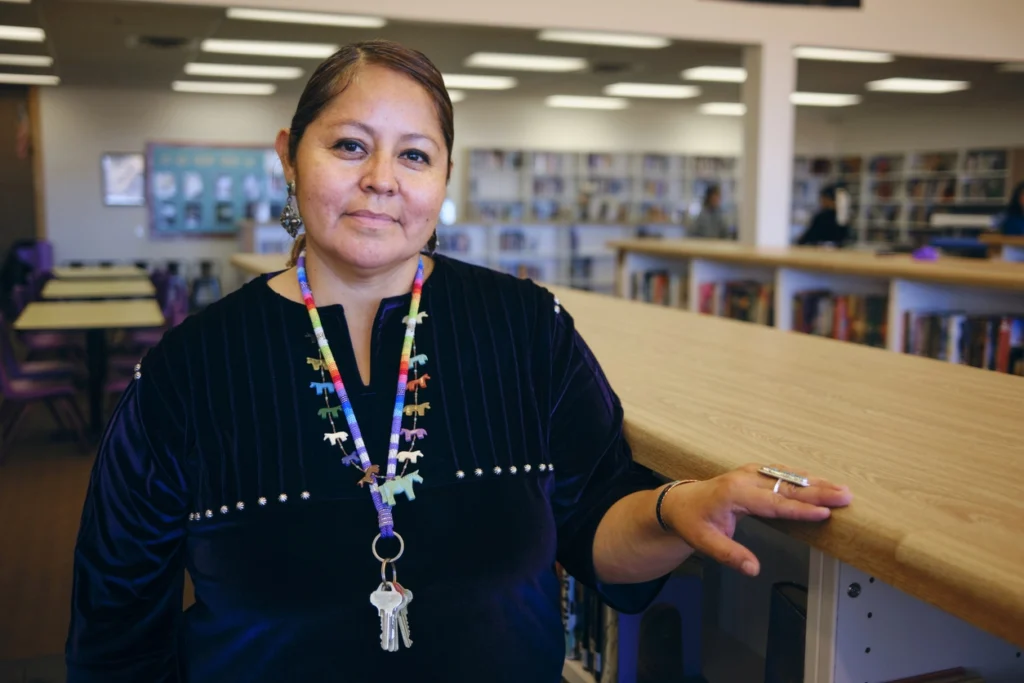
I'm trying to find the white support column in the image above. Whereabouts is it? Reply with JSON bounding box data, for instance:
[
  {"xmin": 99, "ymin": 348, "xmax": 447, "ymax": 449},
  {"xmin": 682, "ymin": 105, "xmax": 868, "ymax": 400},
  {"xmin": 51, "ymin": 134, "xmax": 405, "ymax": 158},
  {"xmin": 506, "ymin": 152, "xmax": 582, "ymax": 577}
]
[{"xmin": 739, "ymin": 41, "xmax": 796, "ymax": 248}]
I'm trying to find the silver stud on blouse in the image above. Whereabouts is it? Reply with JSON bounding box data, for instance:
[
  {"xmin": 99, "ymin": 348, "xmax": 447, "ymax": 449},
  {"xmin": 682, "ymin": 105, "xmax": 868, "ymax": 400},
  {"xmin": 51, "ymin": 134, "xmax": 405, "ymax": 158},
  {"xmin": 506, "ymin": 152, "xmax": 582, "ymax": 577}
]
[
  {"xmin": 493, "ymin": 466, "xmax": 502, "ymax": 475},
  {"xmin": 509, "ymin": 466, "xmax": 518, "ymax": 475},
  {"xmin": 301, "ymin": 491, "xmax": 310, "ymax": 500},
  {"xmin": 278, "ymin": 493, "xmax": 288, "ymax": 503},
  {"xmin": 554, "ymin": 297, "xmax": 561, "ymax": 314},
  {"xmin": 188, "ymin": 513, "xmax": 195, "ymax": 521},
  {"xmin": 539, "ymin": 464, "xmax": 548, "ymax": 472},
  {"xmin": 205, "ymin": 510, "xmax": 213, "ymax": 518},
  {"xmin": 258, "ymin": 497, "xmax": 267, "ymax": 506},
  {"xmin": 220, "ymin": 505, "xmax": 229, "ymax": 514},
  {"xmin": 456, "ymin": 470, "xmax": 465, "ymax": 479},
  {"xmin": 134, "ymin": 372, "xmax": 142, "ymax": 380},
  {"xmin": 548, "ymin": 463, "xmax": 554, "ymax": 472},
  {"xmin": 474, "ymin": 468, "xmax": 483, "ymax": 477},
  {"xmin": 134, "ymin": 363, "xmax": 142, "ymax": 372},
  {"xmin": 236, "ymin": 501, "xmax": 245, "ymax": 511},
  {"xmin": 524, "ymin": 464, "xmax": 532, "ymax": 473}
]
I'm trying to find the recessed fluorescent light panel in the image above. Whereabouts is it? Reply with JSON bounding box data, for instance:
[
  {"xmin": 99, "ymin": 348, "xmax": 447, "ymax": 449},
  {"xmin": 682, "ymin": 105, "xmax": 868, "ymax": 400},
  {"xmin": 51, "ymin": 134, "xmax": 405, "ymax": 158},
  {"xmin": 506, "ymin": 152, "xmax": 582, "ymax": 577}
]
[
  {"xmin": 790, "ymin": 92, "xmax": 861, "ymax": 107},
  {"xmin": 441, "ymin": 74, "xmax": 517, "ymax": 90},
  {"xmin": 997, "ymin": 63, "xmax": 1024, "ymax": 73},
  {"xmin": 226, "ymin": 8, "xmax": 386, "ymax": 28},
  {"xmin": 545, "ymin": 95, "xmax": 629, "ymax": 110},
  {"xmin": 537, "ymin": 29, "xmax": 670, "ymax": 49},
  {"xmin": 699, "ymin": 102, "xmax": 746, "ymax": 116},
  {"xmin": 793, "ymin": 46, "xmax": 894, "ymax": 63},
  {"xmin": 866, "ymin": 77, "xmax": 969, "ymax": 94},
  {"xmin": 603, "ymin": 82, "xmax": 700, "ymax": 99},
  {"xmin": 0, "ymin": 73, "xmax": 58, "ymax": 85},
  {"xmin": 464, "ymin": 52, "xmax": 586, "ymax": 72},
  {"xmin": 681, "ymin": 66, "xmax": 746, "ymax": 83},
  {"xmin": 185, "ymin": 63, "xmax": 303, "ymax": 79},
  {"xmin": 172, "ymin": 80, "xmax": 276, "ymax": 96},
  {"xmin": 0, "ymin": 25, "xmax": 45, "ymax": 42},
  {"xmin": 0, "ymin": 53, "xmax": 53, "ymax": 67},
  {"xmin": 0, "ymin": 1, "xmax": 32, "ymax": 4},
  {"xmin": 447, "ymin": 90, "xmax": 466, "ymax": 103},
  {"xmin": 200, "ymin": 39, "xmax": 338, "ymax": 59}
]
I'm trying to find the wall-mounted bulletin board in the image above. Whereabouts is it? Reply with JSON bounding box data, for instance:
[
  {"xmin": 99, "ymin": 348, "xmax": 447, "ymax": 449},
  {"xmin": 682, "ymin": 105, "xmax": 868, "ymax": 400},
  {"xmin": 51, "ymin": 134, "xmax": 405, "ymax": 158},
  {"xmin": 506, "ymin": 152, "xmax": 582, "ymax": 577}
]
[{"xmin": 146, "ymin": 142, "xmax": 287, "ymax": 238}]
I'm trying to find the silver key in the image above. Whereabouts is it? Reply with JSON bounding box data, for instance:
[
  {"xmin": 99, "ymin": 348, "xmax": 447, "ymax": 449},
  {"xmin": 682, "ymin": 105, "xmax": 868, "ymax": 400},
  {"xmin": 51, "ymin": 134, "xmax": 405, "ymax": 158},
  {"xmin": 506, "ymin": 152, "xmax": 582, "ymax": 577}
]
[
  {"xmin": 396, "ymin": 585, "xmax": 414, "ymax": 649},
  {"xmin": 370, "ymin": 583, "xmax": 403, "ymax": 652}
]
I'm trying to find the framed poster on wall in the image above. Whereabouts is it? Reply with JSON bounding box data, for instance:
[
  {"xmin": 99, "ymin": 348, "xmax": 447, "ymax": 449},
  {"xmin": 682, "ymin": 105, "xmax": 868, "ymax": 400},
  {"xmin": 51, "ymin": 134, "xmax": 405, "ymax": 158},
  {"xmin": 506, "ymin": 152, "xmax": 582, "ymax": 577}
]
[
  {"xmin": 101, "ymin": 152, "xmax": 146, "ymax": 207},
  {"xmin": 146, "ymin": 142, "xmax": 287, "ymax": 238}
]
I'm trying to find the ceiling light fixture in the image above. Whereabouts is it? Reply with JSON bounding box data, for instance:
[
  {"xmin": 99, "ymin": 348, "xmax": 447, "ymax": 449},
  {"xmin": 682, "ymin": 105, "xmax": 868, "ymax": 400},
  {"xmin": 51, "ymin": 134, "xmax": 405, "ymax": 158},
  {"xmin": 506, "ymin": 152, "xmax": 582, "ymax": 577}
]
[
  {"xmin": 0, "ymin": 73, "xmax": 58, "ymax": 85},
  {"xmin": 603, "ymin": 82, "xmax": 701, "ymax": 99},
  {"xmin": 441, "ymin": 74, "xmax": 517, "ymax": 90},
  {"xmin": 865, "ymin": 77, "xmax": 969, "ymax": 94},
  {"xmin": 225, "ymin": 8, "xmax": 386, "ymax": 28},
  {"xmin": 793, "ymin": 46, "xmax": 894, "ymax": 63},
  {"xmin": 997, "ymin": 63, "xmax": 1024, "ymax": 73},
  {"xmin": 172, "ymin": 80, "xmax": 276, "ymax": 96},
  {"xmin": 185, "ymin": 63, "xmax": 303, "ymax": 79},
  {"xmin": 0, "ymin": 0, "xmax": 32, "ymax": 4},
  {"xmin": 537, "ymin": 29, "xmax": 669, "ymax": 49},
  {"xmin": 545, "ymin": 95, "xmax": 629, "ymax": 110},
  {"xmin": 200, "ymin": 39, "xmax": 338, "ymax": 59},
  {"xmin": 0, "ymin": 25, "xmax": 45, "ymax": 42},
  {"xmin": 464, "ymin": 52, "xmax": 587, "ymax": 72},
  {"xmin": 448, "ymin": 90, "xmax": 466, "ymax": 103},
  {"xmin": 681, "ymin": 66, "xmax": 746, "ymax": 83},
  {"xmin": 699, "ymin": 102, "xmax": 746, "ymax": 116},
  {"xmin": 790, "ymin": 91, "xmax": 861, "ymax": 106},
  {"xmin": 0, "ymin": 53, "xmax": 53, "ymax": 67}
]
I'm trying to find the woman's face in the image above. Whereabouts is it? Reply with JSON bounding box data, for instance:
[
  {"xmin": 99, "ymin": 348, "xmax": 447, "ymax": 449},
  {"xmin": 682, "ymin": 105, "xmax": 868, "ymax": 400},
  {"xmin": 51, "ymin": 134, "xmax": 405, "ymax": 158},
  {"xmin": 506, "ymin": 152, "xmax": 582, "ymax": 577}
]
[{"xmin": 278, "ymin": 63, "xmax": 449, "ymax": 271}]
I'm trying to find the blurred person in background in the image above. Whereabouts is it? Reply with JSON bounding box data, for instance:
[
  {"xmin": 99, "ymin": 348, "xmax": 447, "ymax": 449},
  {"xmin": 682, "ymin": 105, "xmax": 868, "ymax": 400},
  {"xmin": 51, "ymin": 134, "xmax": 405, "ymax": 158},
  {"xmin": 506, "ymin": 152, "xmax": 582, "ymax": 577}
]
[
  {"xmin": 1000, "ymin": 182, "xmax": 1024, "ymax": 235},
  {"xmin": 691, "ymin": 185, "xmax": 731, "ymax": 239},
  {"xmin": 797, "ymin": 185, "xmax": 850, "ymax": 247}
]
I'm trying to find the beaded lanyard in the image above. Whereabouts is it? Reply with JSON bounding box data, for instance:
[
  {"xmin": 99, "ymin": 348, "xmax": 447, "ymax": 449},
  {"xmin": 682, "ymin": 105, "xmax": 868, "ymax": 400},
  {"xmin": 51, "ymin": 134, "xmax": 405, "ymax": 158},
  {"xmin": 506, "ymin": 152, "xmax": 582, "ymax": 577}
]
[{"xmin": 295, "ymin": 249, "xmax": 424, "ymax": 539}]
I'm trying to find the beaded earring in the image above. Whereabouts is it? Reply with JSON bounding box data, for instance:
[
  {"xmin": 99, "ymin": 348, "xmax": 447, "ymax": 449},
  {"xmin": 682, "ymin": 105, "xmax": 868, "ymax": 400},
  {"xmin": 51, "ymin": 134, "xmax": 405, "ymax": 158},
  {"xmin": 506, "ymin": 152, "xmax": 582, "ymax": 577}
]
[{"xmin": 280, "ymin": 181, "xmax": 303, "ymax": 238}]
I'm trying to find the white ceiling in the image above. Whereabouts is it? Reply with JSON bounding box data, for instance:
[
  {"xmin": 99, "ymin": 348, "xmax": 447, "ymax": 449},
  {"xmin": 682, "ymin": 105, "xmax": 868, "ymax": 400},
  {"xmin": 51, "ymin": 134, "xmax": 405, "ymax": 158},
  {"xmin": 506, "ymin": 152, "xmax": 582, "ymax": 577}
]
[{"xmin": 2, "ymin": 0, "xmax": 1023, "ymax": 111}]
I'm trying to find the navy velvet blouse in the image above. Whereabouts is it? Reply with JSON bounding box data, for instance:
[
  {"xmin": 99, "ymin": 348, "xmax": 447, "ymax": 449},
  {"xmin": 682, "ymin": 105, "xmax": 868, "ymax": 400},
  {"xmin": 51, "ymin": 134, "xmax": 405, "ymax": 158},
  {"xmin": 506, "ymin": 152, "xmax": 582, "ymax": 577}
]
[{"xmin": 65, "ymin": 254, "xmax": 668, "ymax": 683}]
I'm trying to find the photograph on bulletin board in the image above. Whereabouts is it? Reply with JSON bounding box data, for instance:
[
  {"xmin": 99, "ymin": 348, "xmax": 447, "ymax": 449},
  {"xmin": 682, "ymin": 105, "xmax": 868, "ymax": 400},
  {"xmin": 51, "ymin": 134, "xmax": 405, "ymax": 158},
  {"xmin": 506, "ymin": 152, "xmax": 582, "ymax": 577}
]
[{"xmin": 145, "ymin": 142, "xmax": 287, "ymax": 238}]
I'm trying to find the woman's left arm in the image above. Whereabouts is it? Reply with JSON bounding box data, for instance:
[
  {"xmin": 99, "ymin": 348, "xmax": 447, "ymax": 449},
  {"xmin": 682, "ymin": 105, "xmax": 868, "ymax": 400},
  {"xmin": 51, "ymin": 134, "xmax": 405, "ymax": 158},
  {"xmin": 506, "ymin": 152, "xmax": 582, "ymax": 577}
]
[{"xmin": 593, "ymin": 466, "xmax": 853, "ymax": 584}]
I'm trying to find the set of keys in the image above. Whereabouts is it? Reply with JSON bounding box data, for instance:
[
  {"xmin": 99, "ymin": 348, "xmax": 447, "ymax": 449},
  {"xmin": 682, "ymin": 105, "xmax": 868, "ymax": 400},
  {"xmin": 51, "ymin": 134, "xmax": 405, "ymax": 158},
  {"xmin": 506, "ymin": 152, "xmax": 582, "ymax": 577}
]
[{"xmin": 370, "ymin": 580, "xmax": 414, "ymax": 652}]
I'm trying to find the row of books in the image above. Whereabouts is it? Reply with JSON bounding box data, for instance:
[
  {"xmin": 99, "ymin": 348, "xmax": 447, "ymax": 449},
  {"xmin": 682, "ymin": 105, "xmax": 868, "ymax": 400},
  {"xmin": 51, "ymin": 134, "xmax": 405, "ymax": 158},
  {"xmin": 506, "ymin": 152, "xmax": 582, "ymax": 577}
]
[
  {"xmin": 558, "ymin": 564, "xmax": 608, "ymax": 680},
  {"xmin": 903, "ymin": 312, "xmax": 1024, "ymax": 374},
  {"xmin": 699, "ymin": 280, "xmax": 775, "ymax": 326},
  {"xmin": 793, "ymin": 290, "xmax": 889, "ymax": 348}
]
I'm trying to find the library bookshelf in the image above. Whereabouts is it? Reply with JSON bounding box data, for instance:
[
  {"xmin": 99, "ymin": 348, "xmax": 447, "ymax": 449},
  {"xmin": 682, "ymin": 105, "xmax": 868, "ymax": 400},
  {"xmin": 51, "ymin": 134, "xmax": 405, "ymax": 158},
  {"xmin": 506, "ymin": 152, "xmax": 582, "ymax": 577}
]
[
  {"xmin": 612, "ymin": 239, "xmax": 1024, "ymax": 376},
  {"xmin": 552, "ymin": 284, "xmax": 1024, "ymax": 683}
]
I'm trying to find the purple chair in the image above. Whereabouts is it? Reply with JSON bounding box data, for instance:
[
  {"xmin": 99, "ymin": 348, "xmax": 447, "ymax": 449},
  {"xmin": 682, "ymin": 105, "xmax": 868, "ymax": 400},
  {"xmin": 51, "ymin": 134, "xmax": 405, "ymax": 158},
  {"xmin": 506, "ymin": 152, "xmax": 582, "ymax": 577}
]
[
  {"xmin": 0, "ymin": 314, "xmax": 84, "ymax": 383},
  {"xmin": 0, "ymin": 332, "xmax": 89, "ymax": 463},
  {"xmin": 10, "ymin": 284, "xmax": 86, "ymax": 361}
]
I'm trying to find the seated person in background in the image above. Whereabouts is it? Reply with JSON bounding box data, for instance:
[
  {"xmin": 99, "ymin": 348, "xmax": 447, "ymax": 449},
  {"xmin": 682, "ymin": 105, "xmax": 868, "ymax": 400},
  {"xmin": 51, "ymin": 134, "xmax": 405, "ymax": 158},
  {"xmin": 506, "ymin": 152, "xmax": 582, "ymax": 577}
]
[
  {"xmin": 690, "ymin": 185, "xmax": 731, "ymax": 239},
  {"xmin": 1000, "ymin": 182, "xmax": 1024, "ymax": 235},
  {"xmin": 796, "ymin": 185, "xmax": 850, "ymax": 247}
]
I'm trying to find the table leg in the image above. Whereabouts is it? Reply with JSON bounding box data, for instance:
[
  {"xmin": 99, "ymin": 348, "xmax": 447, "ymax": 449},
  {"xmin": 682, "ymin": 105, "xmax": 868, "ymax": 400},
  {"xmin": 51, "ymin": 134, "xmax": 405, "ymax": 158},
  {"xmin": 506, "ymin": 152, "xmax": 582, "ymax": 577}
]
[{"xmin": 85, "ymin": 328, "xmax": 107, "ymax": 434}]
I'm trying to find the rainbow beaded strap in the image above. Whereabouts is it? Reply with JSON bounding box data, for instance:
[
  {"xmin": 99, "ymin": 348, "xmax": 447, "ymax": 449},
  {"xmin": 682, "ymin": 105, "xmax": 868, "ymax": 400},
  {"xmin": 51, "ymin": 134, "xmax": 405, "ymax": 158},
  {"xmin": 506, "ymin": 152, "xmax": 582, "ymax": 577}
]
[{"xmin": 296, "ymin": 250, "xmax": 425, "ymax": 538}]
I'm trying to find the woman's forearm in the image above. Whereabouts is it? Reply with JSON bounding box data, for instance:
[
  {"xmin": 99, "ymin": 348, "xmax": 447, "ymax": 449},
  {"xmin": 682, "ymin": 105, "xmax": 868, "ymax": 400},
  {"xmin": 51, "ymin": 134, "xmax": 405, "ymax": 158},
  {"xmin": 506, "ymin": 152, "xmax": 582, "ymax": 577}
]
[{"xmin": 591, "ymin": 486, "xmax": 694, "ymax": 584}]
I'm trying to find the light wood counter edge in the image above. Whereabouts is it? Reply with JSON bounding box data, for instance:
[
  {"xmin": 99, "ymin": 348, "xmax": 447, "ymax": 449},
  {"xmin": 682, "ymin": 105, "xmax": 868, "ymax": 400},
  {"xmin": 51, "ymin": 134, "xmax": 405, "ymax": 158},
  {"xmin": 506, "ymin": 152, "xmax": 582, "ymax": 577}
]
[
  {"xmin": 609, "ymin": 240, "xmax": 1024, "ymax": 291},
  {"xmin": 548, "ymin": 284, "xmax": 1024, "ymax": 650}
]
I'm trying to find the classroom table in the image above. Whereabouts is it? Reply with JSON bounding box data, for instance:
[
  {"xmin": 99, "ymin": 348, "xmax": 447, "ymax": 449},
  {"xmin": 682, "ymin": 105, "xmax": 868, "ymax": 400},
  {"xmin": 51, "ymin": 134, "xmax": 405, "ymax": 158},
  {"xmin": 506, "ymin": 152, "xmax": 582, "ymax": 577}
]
[
  {"xmin": 230, "ymin": 252, "xmax": 288, "ymax": 276},
  {"xmin": 51, "ymin": 265, "xmax": 148, "ymax": 280},
  {"xmin": 553, "ymin": 285, "xmax": 1024, "ymax": 682},
  {"xmin": 41, "ymin": 278, "xmax": 156, "ymax": 300},
  {"xmin": 14, "ymin": 300, "xmax": 165, "ymax": 434},
  {"xmin": 979, "ymin": 233, "xmax": 1024, "ymax": 262}
]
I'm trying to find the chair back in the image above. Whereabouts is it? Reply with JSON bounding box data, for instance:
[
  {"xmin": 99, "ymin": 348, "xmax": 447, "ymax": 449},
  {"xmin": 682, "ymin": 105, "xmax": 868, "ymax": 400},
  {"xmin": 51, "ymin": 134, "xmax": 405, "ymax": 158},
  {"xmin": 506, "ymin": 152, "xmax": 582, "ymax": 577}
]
[{"xmin": 0, "ymin": 314, "xmax": 21, "ymax": 392}]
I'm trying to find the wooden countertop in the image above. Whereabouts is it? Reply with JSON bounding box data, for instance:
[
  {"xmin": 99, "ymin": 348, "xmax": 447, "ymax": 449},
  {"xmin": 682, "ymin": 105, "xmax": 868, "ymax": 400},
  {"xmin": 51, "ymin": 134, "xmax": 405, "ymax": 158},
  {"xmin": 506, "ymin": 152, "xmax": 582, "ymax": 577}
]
[
  {"xmin": 231, "ymin": 253, "xmax": 288, "ymax": 276},
  {"xmin": 549, "ymin": 285, "xmax": 1024, "ymax": 649},
  {"xmin": 41, "ymin": 278, "xmax": 155, "ymax": 300},
  {"xmin": 14, "ymin": 300, "xmax": 165, "ymax": 331},
  {"xmin": 979, "ymin": 234, "xmax": 1024, "ymax": 247},
  {"xmin": 610, "ymin": 239, "xmax": 1024, "ymax": 291},
  {"xmin": 51, "ymin": 265, "xmax": 148, "ymax": 280}
]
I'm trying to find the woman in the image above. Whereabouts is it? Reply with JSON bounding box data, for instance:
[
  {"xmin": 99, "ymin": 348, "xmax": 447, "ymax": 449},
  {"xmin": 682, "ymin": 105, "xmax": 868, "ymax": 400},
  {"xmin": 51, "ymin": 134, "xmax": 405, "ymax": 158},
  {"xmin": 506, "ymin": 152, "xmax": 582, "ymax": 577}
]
[
  {"xmin": 1000, "ymin": 182, "xmax": 1024, "ymax": 235},
  {"xmin": 690, "ymin": 184, "xmax": 731, "ymax": 239},
  {"xmin": 65, "ymin": 40, "xmax": 851, "ymax": 682}
]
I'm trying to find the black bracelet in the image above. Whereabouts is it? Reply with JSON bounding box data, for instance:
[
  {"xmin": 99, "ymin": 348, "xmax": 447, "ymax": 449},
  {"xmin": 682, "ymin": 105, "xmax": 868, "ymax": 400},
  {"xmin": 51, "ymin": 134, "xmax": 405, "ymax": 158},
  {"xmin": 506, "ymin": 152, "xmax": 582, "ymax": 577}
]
[{"xmin": 655, "ymin": 480, "xmax": 696, "ymax": 532}]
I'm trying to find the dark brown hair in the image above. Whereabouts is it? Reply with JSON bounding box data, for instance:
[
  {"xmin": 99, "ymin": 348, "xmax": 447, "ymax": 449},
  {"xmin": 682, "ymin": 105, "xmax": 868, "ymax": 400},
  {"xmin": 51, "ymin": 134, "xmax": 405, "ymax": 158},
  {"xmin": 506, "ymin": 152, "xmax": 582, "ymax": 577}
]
[{"xmin": 284, "ymin": 39, "xmax": 454, "ymax": 266}]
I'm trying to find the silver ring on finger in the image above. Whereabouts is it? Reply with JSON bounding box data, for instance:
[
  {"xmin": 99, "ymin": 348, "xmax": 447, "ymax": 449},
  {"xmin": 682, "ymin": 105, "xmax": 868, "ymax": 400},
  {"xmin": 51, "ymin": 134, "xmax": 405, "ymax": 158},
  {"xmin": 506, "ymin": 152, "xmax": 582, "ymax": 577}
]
[{"xmin": 773, "ymin": 478, "xmax": 782, "ymax": 494}]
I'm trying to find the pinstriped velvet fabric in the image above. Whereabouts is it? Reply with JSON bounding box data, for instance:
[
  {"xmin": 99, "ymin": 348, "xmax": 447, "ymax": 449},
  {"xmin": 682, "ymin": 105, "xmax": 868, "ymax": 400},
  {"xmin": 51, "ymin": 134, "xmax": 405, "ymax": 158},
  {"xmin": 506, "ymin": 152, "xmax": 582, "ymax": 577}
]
[{"xmin": 65, "ymin": 255, "xmax": 668, "ymax": 683}]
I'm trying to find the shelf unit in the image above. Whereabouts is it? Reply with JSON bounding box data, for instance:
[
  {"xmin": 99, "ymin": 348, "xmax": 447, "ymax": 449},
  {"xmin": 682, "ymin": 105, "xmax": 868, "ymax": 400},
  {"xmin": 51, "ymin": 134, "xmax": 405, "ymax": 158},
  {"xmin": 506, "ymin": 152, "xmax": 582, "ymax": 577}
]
[
  {"xmin": 435, "ymin": 222, "xmax": 686, "ymax": 295},
  {"xmin": 614, "ymin": 241, "xmax": 1024, "ymax": 376},
  {"xmin": 464, "ymin": 149, "xmax": 741, "ymax": 234}
]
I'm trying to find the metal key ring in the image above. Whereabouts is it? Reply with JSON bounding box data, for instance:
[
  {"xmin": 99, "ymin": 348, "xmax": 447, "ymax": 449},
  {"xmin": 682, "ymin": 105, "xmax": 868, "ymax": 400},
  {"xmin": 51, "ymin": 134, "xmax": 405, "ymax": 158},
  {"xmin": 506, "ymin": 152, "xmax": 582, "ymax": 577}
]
[
  {"xmin": 372, "ymin": 532, "xmax": 405, "ymax": 564},
  {"xmin": 381, "ymin": 560, "xmax": 398, "ymax": 586}
]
